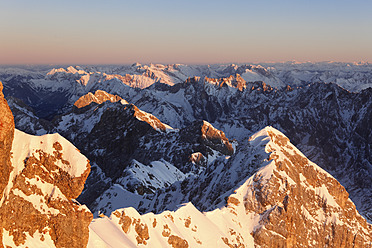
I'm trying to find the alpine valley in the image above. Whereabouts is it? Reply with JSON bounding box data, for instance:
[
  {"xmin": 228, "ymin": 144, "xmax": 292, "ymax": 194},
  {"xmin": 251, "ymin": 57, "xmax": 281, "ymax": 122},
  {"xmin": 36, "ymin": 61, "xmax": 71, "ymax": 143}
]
[{"xmin": 0, "ymin": 62, "xmax": 371, "ymax": 247}]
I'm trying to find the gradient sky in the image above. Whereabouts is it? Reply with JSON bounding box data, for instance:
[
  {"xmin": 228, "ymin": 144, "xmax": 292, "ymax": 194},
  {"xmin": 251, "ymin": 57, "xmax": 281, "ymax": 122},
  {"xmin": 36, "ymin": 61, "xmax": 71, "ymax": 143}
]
[{"xmin": 1, "ymin": 0, "xmax": 371, "ymax": 64}]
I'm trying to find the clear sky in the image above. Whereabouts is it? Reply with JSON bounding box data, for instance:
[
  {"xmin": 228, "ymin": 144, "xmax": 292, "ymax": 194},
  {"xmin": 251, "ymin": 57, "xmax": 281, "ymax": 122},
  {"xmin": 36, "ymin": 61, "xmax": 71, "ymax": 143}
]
[{"xmin": 1, "ymin": 0, "xmax": 371, "ymax": 64}]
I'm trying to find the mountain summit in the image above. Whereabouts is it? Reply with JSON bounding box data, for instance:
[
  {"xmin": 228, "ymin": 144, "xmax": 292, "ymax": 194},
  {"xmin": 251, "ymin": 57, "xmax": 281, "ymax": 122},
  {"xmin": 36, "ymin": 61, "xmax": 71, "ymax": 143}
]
[{"xmin": 89, "ymin": 127, "xmax": 372, "ymax": 247}]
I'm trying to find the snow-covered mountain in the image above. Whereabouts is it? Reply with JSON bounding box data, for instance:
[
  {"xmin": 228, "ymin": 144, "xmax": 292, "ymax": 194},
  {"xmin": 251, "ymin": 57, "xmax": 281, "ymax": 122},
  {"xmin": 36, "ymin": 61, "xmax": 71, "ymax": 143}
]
[
  {"xmin": 1, "ymin": 62, "xmax": 371, "ymax": 118},
  {"xmin": 1, "ymin": 61, "xmax": 372, "ymax": 247},
  {"xmin": 4, "ymin": 63, "xmax": 372, "ymax": 221},
  {"xmin": 88, "ymin": 127, "xmax": 372, "ymax": 247},
  {"xmin": 124, "ymin": 78, "xmax": 372, "ymax": 220},
  {"xmin": 260, "ymin": 61, "xmax": 372, "ymax": 92},
  {"xmin": 51, "ymin": 95, "xmax": 234, "ymax": 211}
]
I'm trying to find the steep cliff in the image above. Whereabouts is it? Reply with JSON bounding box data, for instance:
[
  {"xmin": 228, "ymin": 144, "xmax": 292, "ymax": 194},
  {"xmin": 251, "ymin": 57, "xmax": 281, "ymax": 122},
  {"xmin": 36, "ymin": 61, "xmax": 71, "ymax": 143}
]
[
  {"xmin": 0, "ymin": 83, "xmax": 15, "ymax": 247},
  {"xmin": 0, "ymin": 82, "xmax": 14, "ymax": 196}
]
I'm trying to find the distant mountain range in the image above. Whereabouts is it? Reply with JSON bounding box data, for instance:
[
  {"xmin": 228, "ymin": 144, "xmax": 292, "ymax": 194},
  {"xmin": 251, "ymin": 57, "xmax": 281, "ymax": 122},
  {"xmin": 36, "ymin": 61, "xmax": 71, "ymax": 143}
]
[
  {"xmin": 0, "ymin": 62, "xmax": 371, "ymax": 247},
  {"xmin": 1, "ymin": 62, "xmax": 371, "ymax": 118}
]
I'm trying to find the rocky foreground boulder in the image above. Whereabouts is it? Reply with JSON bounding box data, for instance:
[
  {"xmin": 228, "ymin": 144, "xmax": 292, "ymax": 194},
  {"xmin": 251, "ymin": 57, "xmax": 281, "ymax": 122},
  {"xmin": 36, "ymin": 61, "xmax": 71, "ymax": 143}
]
[{"xmin": 0, "ymin": 81, "xmax": 92, "ymax": 248}]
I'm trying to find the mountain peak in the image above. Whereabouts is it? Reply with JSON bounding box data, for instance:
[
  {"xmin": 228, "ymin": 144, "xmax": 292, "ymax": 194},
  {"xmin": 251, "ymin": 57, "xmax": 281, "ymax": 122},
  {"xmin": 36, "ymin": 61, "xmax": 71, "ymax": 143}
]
[
  {"xmin": 73, "ymin": 90, "xmax": 127, "ymax": 108},
  {"xmin": 89, "ymin": 126, "xmax": 372, "ymax": 247},
  {"xmin": 239, "ymin": 126, "xmax": 372, "ymax": 247}
]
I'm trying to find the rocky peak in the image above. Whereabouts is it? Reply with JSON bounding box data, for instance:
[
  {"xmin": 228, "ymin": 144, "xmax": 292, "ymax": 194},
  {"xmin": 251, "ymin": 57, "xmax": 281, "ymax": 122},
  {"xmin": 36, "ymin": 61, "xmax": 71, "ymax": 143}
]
[
  {"xmin": 204, "ymin": 74, "xmax": 247, "ymax": 91},
  {"xmin": 249, "ymin": 81, "xmax": 274, "ymax": 92},
  {"xmin": 221, "ymin": 63, "xmax": 253, "ymax": 75},
  {"xmin": 73, "ymin": 90, "xmax": 127, "ymax": 108},
  {"xmin": 66, "ymin": 101, "xmax": 173, "ymax": 181},
  {"xmin": 241, "ymin": 127, "xmax": 372, "ymax": 247},
  {"xmin": 0, "ymin": 84, "xmax": 92, "ymax": 247}
]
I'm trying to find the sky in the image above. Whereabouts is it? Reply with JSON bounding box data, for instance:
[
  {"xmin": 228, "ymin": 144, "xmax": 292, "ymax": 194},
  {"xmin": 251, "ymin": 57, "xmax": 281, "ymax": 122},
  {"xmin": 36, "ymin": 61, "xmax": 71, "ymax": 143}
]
[{"xmin": 0, "ymin": 0, "xmax": 371, "ymax": 65}]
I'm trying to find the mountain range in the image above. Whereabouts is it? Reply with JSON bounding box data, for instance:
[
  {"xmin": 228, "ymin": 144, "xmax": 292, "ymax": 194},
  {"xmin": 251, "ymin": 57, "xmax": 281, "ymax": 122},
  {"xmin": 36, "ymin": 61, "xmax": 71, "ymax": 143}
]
[{"xmin": 0, "ymin": 62, "xmax": 371, "ymax": 247}]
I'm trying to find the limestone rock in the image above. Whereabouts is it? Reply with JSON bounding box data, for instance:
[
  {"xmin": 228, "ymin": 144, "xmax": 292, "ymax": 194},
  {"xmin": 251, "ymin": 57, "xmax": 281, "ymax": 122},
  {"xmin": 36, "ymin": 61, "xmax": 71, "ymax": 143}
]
[
  {"xmin": 0, "ymin": 81, "xmax": 15, "ymax": 248},
  {"xmin": 243, "ymin": 127, "xmax": 372, "ymax": 247},
  {"xmin": 0, "ymin": 81, "xmax": 15, "ymax": 195},
  {"xmin": 74, "ymin": 90, "xmax": 126, "ymax": 109},
  {"xmin": 0, "ymin": 82, "xmax": 92, "ymax": 248}
]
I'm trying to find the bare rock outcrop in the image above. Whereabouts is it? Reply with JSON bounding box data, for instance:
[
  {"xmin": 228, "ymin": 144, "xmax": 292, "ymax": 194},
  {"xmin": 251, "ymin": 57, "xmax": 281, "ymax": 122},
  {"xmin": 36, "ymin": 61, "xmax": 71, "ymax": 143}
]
[
  {"xmin": 180, "ymin": 120, "xmax": 234, "ymax": 157},
  {"xmin": 73, "ymin": 90, "xmax": 127, "ymax": 109},
  {"xmin": 0, "ymin": 81, "xmax": 92, "ymax": 248},
  {"xmin": 0, "ymin": 82, "xmax": 14, "ymax": 195},
  {"xmin": 0, "ymin": 82, "xmax": 15, "ymax": 247}
]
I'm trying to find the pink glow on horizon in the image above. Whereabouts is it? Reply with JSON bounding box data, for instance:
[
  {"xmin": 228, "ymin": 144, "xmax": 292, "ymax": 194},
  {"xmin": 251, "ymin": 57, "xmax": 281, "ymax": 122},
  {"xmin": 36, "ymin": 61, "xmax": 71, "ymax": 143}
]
[{"xmin": 1, "ymin": 1, "xmax": 371, "ymax": 65}]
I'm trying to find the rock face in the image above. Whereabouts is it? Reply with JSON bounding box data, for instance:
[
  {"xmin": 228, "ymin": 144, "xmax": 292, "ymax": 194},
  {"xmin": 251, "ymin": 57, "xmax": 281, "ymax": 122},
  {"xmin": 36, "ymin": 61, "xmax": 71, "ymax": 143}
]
[
  {"xmin": 0, "ymin": 82, "xmax": 92, "ymax": 248},
  {"xmin": 0, "ymin": 82, "xmax": 14, "ymax": 195},
  {"xmin": 0, "ymin": 130, "xmax": 93, "ymax": 248},
  {"xmin": 180, "ymin": 120, "xmax": 234, "ymax": 157},
  {"xmin": 89, "ymin": 127, "xmax": 372, "ymax": 247},
  {"xmin": 0, "ymin": 82, "xmax": 15, "ymax": 248},
  {"xmin": 245, "ymin": 128, "xmax": 372, "ymax": 247}
]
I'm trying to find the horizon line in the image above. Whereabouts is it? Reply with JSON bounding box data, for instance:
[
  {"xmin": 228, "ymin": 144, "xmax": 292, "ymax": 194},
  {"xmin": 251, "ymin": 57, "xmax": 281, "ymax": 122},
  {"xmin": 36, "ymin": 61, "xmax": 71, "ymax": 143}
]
[{"xmin": 0, "ymin": 60, "xmax": 371, "ymax": 67}]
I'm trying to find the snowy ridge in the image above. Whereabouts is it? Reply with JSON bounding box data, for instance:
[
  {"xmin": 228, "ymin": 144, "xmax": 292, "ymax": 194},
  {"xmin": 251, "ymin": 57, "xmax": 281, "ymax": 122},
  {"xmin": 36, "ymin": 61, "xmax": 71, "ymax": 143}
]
[
  {"xmin": 1, "ymin": 129, "xmax": 92, "ymax": 248},
  {"xmin": 89, "ymin": 202, "xmax": 257, "ymax": 248},
  {"xmin": 1, "ymin": 129, "xmax": 88, "ymax": 206},
  {"xmin": 44, "ymin": 64, "xmax": 184, "ymax": 91},
  {"xmin": 88, "ymin": 126, "xmax": 372, "ymax": 247}
]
